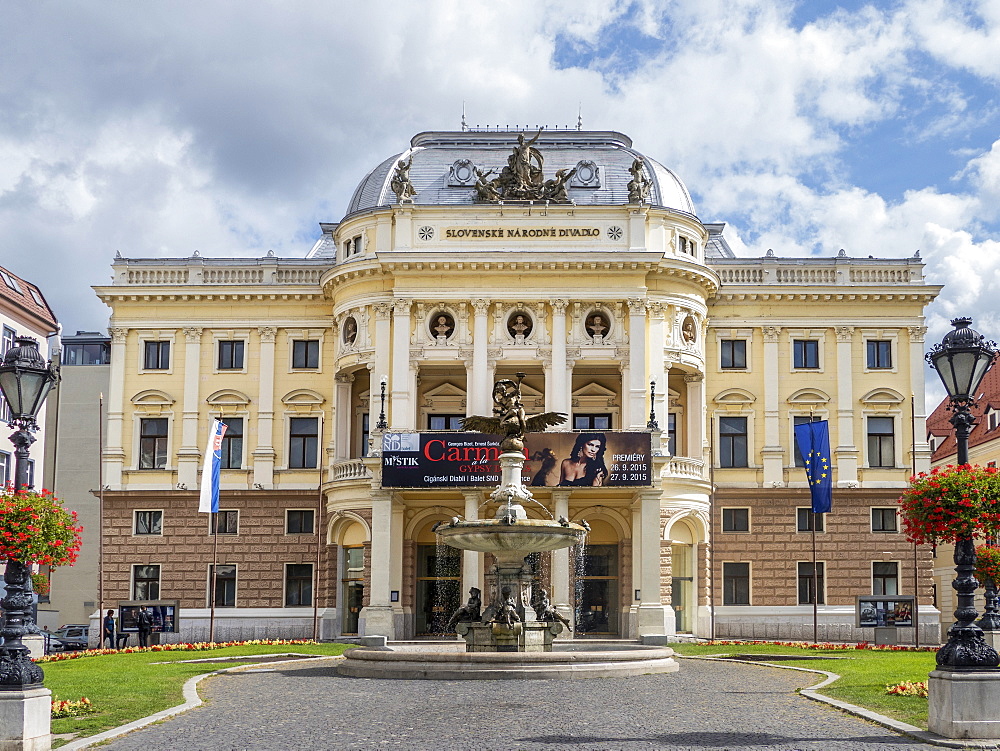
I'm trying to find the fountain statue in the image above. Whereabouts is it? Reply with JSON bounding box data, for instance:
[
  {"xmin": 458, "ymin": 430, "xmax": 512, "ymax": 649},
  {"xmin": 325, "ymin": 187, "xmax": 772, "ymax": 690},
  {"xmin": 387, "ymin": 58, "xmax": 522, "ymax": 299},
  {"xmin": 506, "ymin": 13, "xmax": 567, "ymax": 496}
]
[{"xmin": 434, "ymin": 374, "xmax": 589, "ymax": 652}]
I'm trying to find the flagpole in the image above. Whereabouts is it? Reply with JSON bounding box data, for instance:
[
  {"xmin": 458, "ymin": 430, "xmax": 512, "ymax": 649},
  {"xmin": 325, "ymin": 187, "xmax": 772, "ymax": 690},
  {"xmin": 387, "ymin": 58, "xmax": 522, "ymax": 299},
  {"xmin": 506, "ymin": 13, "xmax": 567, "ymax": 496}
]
[
  {"xmin": 811, "ymin": 517, "xmax": 819, "ymax": 643},
  {"xmin": 210, "ymin": 513, "xmax": 219, "ymax": 643},
  {"xmin": 910, "ymin": 392, "xmax": 920, "ymax": 649},
  {"xmin": 98, "ymin": 393, "xmax": 105, "ymax": 639}
]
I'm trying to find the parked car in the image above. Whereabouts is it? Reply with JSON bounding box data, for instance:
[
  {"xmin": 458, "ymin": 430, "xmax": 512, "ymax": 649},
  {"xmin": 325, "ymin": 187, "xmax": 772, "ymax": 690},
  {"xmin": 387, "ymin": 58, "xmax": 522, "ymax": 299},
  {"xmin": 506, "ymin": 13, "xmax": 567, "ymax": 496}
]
[{"xmin": 44, "ymin": 625, "xmax": 89, "ymax": 652}]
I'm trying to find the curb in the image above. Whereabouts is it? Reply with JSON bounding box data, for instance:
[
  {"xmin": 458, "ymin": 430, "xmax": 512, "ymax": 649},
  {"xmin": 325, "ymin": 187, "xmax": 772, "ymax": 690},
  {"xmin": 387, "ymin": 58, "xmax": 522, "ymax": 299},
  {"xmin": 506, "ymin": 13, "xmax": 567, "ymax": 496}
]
[
  {"xmin": 680, "ymin": 655, "xmax": 1000, "ymax": 749},
  {"xmin": 59, "ymin": 654, "xmax": 342, "ymax": 750}
]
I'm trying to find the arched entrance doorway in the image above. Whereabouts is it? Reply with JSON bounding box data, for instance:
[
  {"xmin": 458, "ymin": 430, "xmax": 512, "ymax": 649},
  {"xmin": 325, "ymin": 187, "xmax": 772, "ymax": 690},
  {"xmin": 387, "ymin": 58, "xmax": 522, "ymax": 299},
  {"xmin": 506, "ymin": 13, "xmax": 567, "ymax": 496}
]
[
  {"xmin": 575, "ymin": 518, "xmax": 620, "ymax": 636},
  {"xmin": 414, "ymin": 520, "xmax": 461, "ymax": 635},
  {"xmin": 339, "ymin": 522, "xmax": 368, "ymax": 635},
  {"xmin": 670, "ymin": 521, "xmax": 696, "ymax": 633}
]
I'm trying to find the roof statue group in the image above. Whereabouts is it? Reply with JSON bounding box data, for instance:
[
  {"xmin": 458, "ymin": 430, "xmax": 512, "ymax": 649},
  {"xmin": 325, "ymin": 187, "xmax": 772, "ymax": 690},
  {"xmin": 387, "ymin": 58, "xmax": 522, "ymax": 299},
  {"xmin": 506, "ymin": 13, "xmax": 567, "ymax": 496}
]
[{"xmin": 389, "ymin": 128, "xmax": 653, "ymax": 204}]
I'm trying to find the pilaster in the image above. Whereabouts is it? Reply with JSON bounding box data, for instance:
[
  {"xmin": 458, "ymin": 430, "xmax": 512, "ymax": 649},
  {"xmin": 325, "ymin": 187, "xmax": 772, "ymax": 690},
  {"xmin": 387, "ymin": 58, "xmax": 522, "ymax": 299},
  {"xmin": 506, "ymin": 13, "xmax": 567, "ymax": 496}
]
[
  {"xmin": 252, "ymin": 326, "xmax": 277, "ymax": 488},
  {"xmin": 761, "ymin": 325, "xmax": 783, "ymax": 484},
  {"xmin": 104, "ymin": 327, "xmax": 128, "ymax": 488},
  {"xmin": 177, "ymin": 327, "xmax": 203, "ymax": 488},
  {"xmin": 835, "ymin": 326, "xmax": 859, "ymax": 485},
  {"xmin": 627, "ymin": 298, "xmax": 648, "ymax": 429}
]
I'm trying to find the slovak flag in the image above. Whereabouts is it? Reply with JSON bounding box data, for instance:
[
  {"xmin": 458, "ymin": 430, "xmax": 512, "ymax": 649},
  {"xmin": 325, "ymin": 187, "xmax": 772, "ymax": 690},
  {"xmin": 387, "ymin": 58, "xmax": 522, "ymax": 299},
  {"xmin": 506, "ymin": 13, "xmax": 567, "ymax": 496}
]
[{"xmin": 198, "ymin": 419, "xmax": 228, "ymax": 513}]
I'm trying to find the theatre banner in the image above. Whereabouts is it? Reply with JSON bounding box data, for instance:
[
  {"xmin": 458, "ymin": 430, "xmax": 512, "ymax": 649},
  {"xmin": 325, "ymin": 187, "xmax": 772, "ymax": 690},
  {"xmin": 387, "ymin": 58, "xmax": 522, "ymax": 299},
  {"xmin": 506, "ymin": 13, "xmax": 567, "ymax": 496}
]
[{"xmin": 381, "ymin": 431, "xmax": 653, "ymax": 489}]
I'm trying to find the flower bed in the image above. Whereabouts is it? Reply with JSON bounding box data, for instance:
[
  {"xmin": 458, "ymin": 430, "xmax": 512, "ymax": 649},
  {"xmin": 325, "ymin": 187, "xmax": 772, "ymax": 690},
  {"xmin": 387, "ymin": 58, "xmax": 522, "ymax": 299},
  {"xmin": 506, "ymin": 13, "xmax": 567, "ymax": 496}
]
[
  {"xmin": 36, "ymin": 638, "xmax": 317, "ymax": 663},
  {"xmin": 886, "ymin": 680, "xmax": 928, "ymax": 698},
  {"xmin": 51, "ymin": 697, "xmax": 94, "ymax": 718},
  {"xmin": 703, "ymin": 640, "xmax": 937, "ymax": 652}
]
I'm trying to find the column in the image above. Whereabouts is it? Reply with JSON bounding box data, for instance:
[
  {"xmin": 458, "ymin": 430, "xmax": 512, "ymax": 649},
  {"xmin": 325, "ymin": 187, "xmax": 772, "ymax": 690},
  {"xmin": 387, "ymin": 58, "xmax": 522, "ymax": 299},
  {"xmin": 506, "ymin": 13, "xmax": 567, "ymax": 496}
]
[
  {"xmin": 909, "ymin": 326, "xmax": 932, "ymax": 474},
  {"xmin": 333, "ymin": 374, "xmax": 353, "ymax": 462},
  {"xmin": 761, "ymin": 326, "xmax": 783, "ymax": 484},
  {"xmin": 390, "ymin": 298, "xmax": 414, "ymax": 430},
  {"xmin": 551, "ymin": 490, "xmax": 574, "ymax": 626},
  {"xmin": 627, "ymin": 298, "xmax": 648, "ymax": 429},
  {"xmin": 636, "ymin": 490, "xmax": 671, "ymax": 636},
  {"xmin": 684, "ymin": 375, "xmax": 704, "ymax": 466},
  {"xmin": 550, "ymin": 299, "xmax": 569, "ymax": 416},
  {"xmin": 177, "ymin": 327, "xmax": 203, "ymax": 488},
  {"xmin": 835, "ymin": 326, "xmax": 859, "ymax": 485},
  {"xmin": 647, "ymin": 303, "xmax": 666, "ymax": 432},
  {"xmin": 391, "ymin": 504, "xmax": 405, "ymax": 630},
  {"xmin": 104, "ymin": 327, "xmax": 129, "ymax": 488},
  {"xmin": 360, "ymin": 491, "xmax": 396, "ymax": 638},
  {"xmin": 471, "ymin": 299, "xmax": 491, "ymax": 414},
  {"xmin": 252, "ymin": 326, "xmax": 277, "ymax": 488},
  {"xmin": 462, "ymin": 491, "xmax": 485, "ymax": 594}
]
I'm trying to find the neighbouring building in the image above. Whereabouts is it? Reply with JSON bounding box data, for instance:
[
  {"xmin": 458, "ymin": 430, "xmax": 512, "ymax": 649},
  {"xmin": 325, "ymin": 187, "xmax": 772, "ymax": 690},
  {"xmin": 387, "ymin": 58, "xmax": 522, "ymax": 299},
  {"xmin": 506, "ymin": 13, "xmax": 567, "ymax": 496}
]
[
  {"xmin": 92, "ymin": 127, "xmax": 941, "ymax": 643},
  {"xmin": 41, "ymin": 331, "xmax": 111, "ymax": 629}
]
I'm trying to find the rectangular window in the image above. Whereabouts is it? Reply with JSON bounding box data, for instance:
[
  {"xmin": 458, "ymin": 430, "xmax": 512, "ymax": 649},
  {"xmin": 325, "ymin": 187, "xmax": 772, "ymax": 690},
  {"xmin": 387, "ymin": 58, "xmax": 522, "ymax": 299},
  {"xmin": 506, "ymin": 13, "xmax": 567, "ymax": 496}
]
[
  {"xmin": 873, "ymin": 562, "xmax": 899, "ymax": 595},
  {"xmin": 667, "ymin": 413, "xmax": 677, "ymax": 456},
  {"xmin": 866, "ymin": 340, "xmax": 892, "ymax": 369},
  {"xmin": 134, "ymin": 510, "xmax": 162, "ymax": 536},
  {"xmin": 0, "ymin": 270, "xmax": 21, "ymax": 293},
  {"xmin": 360, "ymin": 412, "xmax": 370, "ymax": 458},
  {"xmin": 1, "ymin": 326, "xmax": 15, "ymax": 355},
  {"xmin": 285, "ymin": 563, "xmax": 313, "ymax": 606},
  {"xmin": 63, "ymin": 342, "xmax": 110, "ymax": 365},
  {"xmin": 220, "ymin": 417, "xmax": 243, "ymax": 469},
  {"xmin": 573, "ymin": 414, "xmax": 612, "ymax": 430},
  {"xmin": 291, "ymin": 340, "xmax": 319, "ymax": 369},
  {"xmin": 211, "ymin": 510, "xmax": 239, "ymax": 535},
  {"xmin": 132, "ymin": 564, "xmax": 160, "ymax": 600},
  {"xmin": 210, "ymin": 564, "xmax": 237, "ymax": 607},
  {"xmin": 793, "ymin": 416, "xmax": 815, "ymax": 467},
  {"xmin": 719, "ymin": 416, "xmax": 748, "ymax": 468},
  {"xmin": 793, "ymin": 339, "xmax": 819, "ymax": 369},
  {"xmin": 871, "ymin": 507, "xmax": 898, "ymax": 533},
  {"xmin": 143, "ymin": 340, "xmax": 170, "ymax": 370},
  {"xmin": 797, "ymin": 562, "xmax": 825, "ymax": 604},
  {"xmin": 796, "ymin": 507, "xmax": 825, "ymax": 532},
  {"xmin": 721, "ymin": 507, "xmax": 750, "ymax": 533},
  {"xmin": 722, "ymin": 562, "xmax": 750, "ymax": 605},
  {"xmin": 0, "ymin": 451, "xmax": 9, "ymax": 485},
  {"xmin": 720, "ymin": 339, "xmax": 747, "ymax": 369},
  {"xmin": 139, "ymin": 418, "xmax": 169, "ymax": 469},
  {"xmin": 289, "ymin": 417, "xmax": 318, "ymax": 469},
  {"xmin": 867, "ymin": 417, "xmax": 895, "ymax": 468},
  {"xmin": 218, "ymin": 340, "xmax": 245, "ymax": 370},
  {"xmin": 428, "ymin": 414, "xmax": 465, "ymax": 431},
  {"xmin": 286, "ymin": 509, "xmax": 315, "ymax": 534}
]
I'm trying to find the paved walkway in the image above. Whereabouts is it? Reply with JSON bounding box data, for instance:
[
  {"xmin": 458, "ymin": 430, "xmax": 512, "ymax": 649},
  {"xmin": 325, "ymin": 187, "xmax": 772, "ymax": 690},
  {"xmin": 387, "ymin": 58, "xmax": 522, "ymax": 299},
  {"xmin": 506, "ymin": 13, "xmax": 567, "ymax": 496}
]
[{"xmin": 96, "ymin": 657, "xmax": 942, "ymax": 750}]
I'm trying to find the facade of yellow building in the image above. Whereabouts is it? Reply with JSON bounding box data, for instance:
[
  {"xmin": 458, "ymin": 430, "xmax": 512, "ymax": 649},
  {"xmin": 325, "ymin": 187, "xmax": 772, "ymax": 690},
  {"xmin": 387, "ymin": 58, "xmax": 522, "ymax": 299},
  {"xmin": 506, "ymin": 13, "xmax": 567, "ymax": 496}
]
[{"xmin": 93, "ymin": 128, "xmax": 942, "ymax": 642}]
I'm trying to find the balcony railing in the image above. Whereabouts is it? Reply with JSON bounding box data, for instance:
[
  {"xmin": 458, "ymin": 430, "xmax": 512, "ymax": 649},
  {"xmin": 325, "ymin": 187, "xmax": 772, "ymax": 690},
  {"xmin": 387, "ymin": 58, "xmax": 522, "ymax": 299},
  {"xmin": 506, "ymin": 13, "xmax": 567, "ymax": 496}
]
[
  {"xmin": 113, "ymin": 258, "xmax": 327, "ymax": 286},
  {"xmin": 331, "ymin": 459, "xmax": 371, "ymax": 482},
  {"xmin": 662, "ymin": 456, "xmax": 705, "ymax": 480}
]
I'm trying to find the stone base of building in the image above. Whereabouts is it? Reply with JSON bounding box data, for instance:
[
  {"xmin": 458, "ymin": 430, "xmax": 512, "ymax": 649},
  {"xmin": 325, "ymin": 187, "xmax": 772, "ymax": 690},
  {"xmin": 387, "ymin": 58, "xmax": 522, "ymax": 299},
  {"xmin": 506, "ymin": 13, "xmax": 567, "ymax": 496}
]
[
  {"xmin": 929, "ymin": 669, "xmax": 1000, "ymax": 739},
  {"xmin": 713, "ymin": 605, "xmax": 941, "ymax": 644},
  {"xmin": 0, "ymin": 687, "xmax": 51, "ymax": 751}
]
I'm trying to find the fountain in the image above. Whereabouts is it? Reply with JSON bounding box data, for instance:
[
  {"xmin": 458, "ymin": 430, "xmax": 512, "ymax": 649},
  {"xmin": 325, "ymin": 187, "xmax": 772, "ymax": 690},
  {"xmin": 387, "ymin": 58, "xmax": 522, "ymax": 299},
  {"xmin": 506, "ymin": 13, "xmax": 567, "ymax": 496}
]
[{"xmin": 338, "ymin": 375, "xmax": 679, "ymax": 679}]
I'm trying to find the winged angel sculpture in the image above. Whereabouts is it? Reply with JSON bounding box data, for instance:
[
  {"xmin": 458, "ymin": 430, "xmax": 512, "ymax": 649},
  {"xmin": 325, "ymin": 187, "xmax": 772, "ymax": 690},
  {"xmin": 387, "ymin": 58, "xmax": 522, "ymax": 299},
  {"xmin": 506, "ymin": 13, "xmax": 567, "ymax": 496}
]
[{"xmin": 460, "ymin": 374, "xmax": 565, "ymax": 452}]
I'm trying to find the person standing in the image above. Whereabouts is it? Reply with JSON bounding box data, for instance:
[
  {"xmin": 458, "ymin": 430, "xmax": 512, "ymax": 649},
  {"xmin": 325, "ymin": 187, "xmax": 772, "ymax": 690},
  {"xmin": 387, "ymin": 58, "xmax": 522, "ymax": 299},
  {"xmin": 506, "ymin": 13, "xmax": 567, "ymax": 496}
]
[
  {"xmin": 103, "ymin": 609, "xmax": 116, "ymax": 649},
  {"xmin": 137, "ymin": 606, "xmax": 153, "ymax": 647}
]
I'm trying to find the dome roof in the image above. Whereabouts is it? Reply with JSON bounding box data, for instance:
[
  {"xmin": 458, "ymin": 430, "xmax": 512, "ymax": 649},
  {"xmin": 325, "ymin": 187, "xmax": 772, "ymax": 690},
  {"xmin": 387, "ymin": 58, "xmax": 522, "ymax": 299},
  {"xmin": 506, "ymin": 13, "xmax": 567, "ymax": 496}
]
[{"xmin": 343, "ymin": 130, "xmax": 695, "ymax": 218}]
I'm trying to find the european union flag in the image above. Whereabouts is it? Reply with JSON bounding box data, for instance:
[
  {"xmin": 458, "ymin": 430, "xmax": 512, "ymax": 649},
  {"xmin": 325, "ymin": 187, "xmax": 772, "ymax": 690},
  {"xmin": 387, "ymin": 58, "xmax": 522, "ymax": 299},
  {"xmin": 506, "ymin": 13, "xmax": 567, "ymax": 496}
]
[{"xmin": 794, "ymin": 420, "xmax": 833, "ymax": 514}]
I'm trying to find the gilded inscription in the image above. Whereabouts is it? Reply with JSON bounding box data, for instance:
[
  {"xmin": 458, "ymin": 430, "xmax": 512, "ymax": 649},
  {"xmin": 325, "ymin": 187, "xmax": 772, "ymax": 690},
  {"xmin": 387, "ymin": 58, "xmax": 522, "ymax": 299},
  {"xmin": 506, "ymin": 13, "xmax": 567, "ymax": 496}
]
[{"xmin": 443, "ymin": 227, "xmax": 601, "ymax": 239}]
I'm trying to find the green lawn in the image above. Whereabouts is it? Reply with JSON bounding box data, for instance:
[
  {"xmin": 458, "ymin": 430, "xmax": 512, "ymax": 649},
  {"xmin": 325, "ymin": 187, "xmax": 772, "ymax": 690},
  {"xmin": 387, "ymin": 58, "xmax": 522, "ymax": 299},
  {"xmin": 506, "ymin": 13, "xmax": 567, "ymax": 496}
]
[
  {"xmin": 43, "ymin": 643, "xmax": 350, "ymax": 747},
  {"xmin": 671, "ymin": 642, "xmax": 937, "ymax": 729}
]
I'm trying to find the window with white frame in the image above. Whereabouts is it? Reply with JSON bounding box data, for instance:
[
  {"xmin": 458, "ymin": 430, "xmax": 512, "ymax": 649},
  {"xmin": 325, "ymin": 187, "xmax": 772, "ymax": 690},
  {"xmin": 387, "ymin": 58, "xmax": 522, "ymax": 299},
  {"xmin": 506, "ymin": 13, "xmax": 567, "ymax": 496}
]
[
  {"xmin": 217, "ymin": 340, "xmax": 245, "ymax": 370},
  {"xmin": 143, "ymin": 340, "xmax": 170, "ymax": 370},
  {"xmin": 288, "ymin": 417, "xmax": 319, "ymax": 468},
  {"xmin": 291, "ymin": 339, "xmax": 320, "ymax": 369},
  {"xmin": 792, "ymin": 339, "xmax": 820, "ymax": 369},
  {"xmin": 721, "ymin": 507, "xmax": 750, "ymax": 533},
  {"xmin": 722, "ymin": 562, "xmax": 750, "ymax": 605},
  {"xmin": 866, "ymin": 340, "xmax": 892, "ymax": 369},
  {"xmin": 871, "ymin": 507, "xmax": 898, "ymax": 533},
  {"xmin": 873, "ymin": 561, "xmax": 899, "ymax": 595},
  {"xmin": 209, "ymin": 564, "xmax": 237, "ymax": 607},
  {"xmin": 138, "ymin": 418, "xmax": 169, "ymax": 469},
  {"xmin": 867, "ymin": 416, "xmax": 895, "ymax": 468},
  {"xmin": 989, "ymin": 409, "xmax": 1000, "ymax": 432},
  {"xmin": 797, "ymin": 562, "xmax": 825, "ymax": 604},
  {"xmin": 720, "ymin": 339, "xmax": 747, "ymax": 369},
  {"xmin": 134, "ymin": 510, "xmax": 162, "ymax": 536},
  {"xmin": 132, "ymin": 564, "xmax": 160, "ymax": 600},
  {"xmin": 344, "ymin": 235, "xmax": 363, "ymax": 257},
  {"xmin": 0, "ymin": 451, "xmax": 9, "ymax": 485},
  {"xmin": 796, "ymin": 507, "xmax": 824, "ymax": 532},
  {"xmin": 285, "ymin": 563, "xmax": 313, "ymax": 606}
]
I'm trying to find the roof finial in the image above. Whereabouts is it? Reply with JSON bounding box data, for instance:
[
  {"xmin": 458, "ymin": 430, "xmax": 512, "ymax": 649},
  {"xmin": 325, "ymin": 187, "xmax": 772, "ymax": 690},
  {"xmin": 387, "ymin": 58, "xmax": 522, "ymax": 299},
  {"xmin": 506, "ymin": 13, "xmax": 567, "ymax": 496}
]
[
  {"xmin": 577, "ymin": 103, "xmax": 583, "ymax": 131},
  {"xmin": 461, "ymin": 101, "xmax": 467, "ymax": 132}
]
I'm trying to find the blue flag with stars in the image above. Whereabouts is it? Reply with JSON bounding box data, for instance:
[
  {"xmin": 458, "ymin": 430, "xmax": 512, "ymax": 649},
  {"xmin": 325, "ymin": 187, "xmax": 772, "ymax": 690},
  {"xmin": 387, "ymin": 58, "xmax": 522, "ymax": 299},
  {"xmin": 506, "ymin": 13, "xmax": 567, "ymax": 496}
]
[{"xmin": 794, "ymin": 420, "xmax": 833, "ymax": 514}]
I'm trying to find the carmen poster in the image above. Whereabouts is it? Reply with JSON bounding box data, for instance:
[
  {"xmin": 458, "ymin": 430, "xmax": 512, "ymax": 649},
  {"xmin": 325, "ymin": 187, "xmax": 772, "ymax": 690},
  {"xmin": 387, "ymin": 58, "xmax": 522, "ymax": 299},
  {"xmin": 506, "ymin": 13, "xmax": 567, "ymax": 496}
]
[{"xmin": 381, "ymin": 431, "xmax": 653, "ymax": 489}]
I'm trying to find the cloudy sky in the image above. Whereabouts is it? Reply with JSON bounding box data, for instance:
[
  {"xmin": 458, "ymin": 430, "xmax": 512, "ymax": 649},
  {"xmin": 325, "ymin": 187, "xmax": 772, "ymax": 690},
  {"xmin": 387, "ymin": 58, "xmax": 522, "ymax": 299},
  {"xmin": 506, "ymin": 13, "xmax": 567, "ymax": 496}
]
[{"xmin": 2, "ymin": 0, "xmax": 998, "ymax": 404}]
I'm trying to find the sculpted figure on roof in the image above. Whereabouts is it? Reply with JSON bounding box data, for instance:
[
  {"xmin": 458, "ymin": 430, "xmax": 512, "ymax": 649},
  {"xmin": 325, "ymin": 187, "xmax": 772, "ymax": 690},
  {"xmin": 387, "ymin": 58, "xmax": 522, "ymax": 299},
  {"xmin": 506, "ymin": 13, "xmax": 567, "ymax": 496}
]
[
  {"xmin": 390, "ymin": 156, "xmax": 417, "ymax": 202},
  {"xmin": 472, "ymin": 128, "xmax": 578, "ymax": 204}
]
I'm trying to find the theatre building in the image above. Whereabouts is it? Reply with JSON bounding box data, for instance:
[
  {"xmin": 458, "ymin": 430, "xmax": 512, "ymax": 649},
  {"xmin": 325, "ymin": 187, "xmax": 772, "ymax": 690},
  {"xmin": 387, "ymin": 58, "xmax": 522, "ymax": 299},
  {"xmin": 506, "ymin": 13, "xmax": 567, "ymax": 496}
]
[{"xmin": 93, "ymin": 127, "xmax": 941, "ymax": 643}]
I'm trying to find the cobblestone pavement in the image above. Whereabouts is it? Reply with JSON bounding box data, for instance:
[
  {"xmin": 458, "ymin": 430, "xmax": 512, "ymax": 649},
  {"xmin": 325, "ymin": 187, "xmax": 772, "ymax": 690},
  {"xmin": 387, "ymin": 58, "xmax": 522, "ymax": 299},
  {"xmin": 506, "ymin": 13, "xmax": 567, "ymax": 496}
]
[{"xmin": 98, "ymin": 658, "xmax": 942, "ymax": 750}]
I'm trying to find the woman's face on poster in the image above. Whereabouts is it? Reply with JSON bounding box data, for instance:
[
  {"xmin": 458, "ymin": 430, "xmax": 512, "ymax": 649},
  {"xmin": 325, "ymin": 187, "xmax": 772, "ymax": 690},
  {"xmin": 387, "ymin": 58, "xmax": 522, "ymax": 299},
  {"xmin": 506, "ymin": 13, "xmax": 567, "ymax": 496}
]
[{"xmin": 582, "ymin": 439, "xmax": 602, "ymax": 459}]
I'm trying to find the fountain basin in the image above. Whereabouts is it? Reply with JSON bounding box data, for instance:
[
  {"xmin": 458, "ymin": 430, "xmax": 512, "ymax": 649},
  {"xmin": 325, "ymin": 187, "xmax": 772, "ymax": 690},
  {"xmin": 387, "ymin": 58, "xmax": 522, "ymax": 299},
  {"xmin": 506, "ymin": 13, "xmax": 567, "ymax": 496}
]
[
  {"xmin": 437, "ymin": 520, "xmax": 585, "ymax": 561},
  {"xmin": 337, "ymin": 644, "xmax": 679, "ymax": 680}
]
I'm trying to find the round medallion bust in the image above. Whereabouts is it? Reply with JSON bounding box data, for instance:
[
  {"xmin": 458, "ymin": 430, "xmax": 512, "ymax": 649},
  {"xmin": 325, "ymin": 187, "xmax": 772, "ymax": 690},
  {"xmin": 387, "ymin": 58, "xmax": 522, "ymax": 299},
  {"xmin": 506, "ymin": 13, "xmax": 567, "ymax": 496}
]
[{"xmin": 430, "ymin": 311, "xmax": 455, "ymax": 339}]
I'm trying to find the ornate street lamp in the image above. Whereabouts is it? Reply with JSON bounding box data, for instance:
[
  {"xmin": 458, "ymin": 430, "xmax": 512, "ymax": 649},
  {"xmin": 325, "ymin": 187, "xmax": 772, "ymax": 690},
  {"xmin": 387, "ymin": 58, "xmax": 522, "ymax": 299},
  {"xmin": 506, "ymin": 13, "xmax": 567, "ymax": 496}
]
[
  {"xmin": 0, "ymin": 336, "xmax": 59, "ymax": 689},
  {"xmin": 926, "ymin": 318, "xmax": 1000, "ymax": 669}
]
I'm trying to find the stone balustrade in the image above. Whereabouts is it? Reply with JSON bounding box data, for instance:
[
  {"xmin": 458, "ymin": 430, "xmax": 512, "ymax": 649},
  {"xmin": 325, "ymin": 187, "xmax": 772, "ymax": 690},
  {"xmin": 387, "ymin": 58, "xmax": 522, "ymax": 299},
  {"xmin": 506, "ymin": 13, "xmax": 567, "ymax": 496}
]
[
  {"xmin": 113, "ymin": 258, "xmax": 326, "ymax": 286},
  {"xmin": 711, "ymin": 255, "xmax": 923, "ymax": 287},
  {"xmin": 331, "ymin": 459, "xmax": 371, "ymax": 482}
]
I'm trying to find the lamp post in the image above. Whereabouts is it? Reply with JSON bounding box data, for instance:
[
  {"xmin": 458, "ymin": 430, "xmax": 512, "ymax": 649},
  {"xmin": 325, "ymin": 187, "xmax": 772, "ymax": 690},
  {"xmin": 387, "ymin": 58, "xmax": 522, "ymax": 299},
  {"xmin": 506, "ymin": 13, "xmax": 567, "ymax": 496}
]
[
  {"xmin": 376, "ymin": 375, "xmax": 388, "ymax": 431},
  {"xmin": 0, "ymin": 336, "xmax": 59, "ymax": 689},
  {"xmin": 926, "ymin": 317, "xmax": 1000, "ymax": 669}
]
